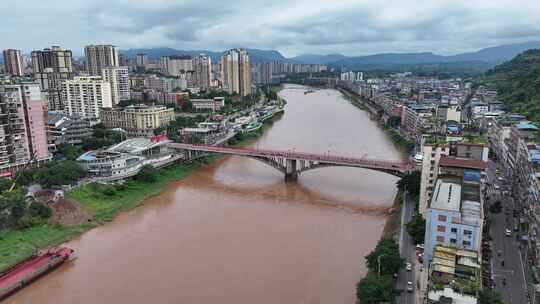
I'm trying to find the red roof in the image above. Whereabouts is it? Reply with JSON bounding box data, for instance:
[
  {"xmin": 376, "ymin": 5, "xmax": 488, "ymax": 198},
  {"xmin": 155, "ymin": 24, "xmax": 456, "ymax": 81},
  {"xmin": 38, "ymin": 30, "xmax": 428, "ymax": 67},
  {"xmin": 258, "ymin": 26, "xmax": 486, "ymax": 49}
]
[{"xmin": 439, "ymin": 156, "xmax": 487, "ymax": 170}]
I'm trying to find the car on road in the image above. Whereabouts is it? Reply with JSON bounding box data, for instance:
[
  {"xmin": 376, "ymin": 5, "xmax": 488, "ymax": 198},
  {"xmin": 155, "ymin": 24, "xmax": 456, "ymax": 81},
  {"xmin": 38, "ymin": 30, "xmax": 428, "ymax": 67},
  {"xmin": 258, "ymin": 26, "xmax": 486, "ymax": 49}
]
[
  {"xmin": 494, "ymin": 184, "xmax": 500, "ymax": 190},
  {"xmin": 406, "ymin": 262, "xmax": 412, "ymax": 271},
  {"xmin": 498, "ymin": 177, "xmax": 505, "ymax": 182},
  {"xmin": 407, "ymin": 281, "xmax": 414, "ymax": 293},
  {"xmin": 505, "ymin": 228, "xmax": 512, "ymax": 236},
  {"xmin": 495, "ymin": 169, "xmax": 501, "ymax": 175}
]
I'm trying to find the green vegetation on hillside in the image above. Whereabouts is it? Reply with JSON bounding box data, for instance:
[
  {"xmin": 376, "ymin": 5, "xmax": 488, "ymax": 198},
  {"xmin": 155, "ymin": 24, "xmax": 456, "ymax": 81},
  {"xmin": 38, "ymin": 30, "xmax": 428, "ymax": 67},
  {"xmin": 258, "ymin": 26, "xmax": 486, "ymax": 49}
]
[{"xmin": 481, "ymin": 49, "xmax": 540, "ymax": 124}]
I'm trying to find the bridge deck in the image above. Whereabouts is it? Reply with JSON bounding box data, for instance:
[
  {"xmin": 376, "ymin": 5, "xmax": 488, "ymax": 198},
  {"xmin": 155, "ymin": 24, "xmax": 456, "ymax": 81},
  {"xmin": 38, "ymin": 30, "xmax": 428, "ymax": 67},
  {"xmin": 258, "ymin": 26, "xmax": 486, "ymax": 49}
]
[{"xmin": 167, "ymin": 143, "xmax": 411, "ymax": 172}]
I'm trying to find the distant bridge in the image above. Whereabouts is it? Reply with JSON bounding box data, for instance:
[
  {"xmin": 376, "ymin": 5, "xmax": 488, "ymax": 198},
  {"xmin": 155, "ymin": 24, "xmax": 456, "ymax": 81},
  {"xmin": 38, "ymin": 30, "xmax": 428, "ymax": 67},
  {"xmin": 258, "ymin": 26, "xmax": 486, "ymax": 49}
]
[{"xmin": 167, "ymin": 143, "xmax": 412, "ymax": 181}]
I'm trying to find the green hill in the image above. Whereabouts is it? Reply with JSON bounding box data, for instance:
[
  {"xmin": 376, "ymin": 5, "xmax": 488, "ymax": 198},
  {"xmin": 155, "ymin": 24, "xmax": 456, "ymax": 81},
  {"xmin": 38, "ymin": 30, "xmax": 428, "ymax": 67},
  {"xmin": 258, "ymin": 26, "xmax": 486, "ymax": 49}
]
[{"xmin": 483, "ymin": 49, "xmax": 540, "ymax": 124}]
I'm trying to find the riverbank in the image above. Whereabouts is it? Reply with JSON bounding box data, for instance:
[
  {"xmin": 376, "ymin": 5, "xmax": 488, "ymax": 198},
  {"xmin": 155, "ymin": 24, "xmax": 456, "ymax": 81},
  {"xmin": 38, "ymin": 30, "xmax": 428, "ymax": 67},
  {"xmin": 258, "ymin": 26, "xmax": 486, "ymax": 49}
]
[
  {"xmin": 0, "ymin": 96, "xmax": 284, "ymax": 273},
  {"xmin": 338, "ymin": 87, "xmax": 414, "ymax": 153},
  {"xmin": 339, "ymin": 86, "xmax": 407, "ymax": 241}
]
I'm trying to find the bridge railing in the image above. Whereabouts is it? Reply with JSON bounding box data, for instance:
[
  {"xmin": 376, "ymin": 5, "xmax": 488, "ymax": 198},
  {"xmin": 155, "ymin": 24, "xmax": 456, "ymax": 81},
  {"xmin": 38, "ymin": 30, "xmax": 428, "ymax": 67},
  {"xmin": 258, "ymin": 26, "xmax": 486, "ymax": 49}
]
[{"xmin": 167, "ymin": 143, "xmax": 412, "ymax": 171}]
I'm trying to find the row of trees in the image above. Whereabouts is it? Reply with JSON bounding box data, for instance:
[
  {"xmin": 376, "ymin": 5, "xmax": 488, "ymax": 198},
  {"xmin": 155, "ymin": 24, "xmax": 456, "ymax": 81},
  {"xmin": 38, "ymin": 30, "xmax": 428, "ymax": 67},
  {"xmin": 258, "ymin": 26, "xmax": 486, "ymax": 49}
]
[
  {"xmin": 356, "ymin": 239, "xmax": 403, "ymax": 303},
  {"xmin": 14, "ymin": 161, "xmax": 86, "ymax": 189}
]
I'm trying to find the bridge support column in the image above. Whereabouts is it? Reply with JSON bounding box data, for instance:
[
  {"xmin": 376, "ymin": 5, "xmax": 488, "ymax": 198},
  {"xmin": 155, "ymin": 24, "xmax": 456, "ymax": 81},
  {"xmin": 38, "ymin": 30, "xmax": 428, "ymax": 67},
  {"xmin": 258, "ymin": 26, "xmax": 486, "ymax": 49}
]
[{"xmin": 285, "ymin": 159, "xmax": 297, "ymax": 182}]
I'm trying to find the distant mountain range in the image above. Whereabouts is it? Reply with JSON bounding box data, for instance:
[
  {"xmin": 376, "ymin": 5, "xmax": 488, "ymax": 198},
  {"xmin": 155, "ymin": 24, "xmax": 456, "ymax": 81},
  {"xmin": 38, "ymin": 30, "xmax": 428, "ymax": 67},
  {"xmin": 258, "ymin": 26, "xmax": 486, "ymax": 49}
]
[
  {"xmin": 119, "ymin": 48, "xmax": 290, "ymax": 63},
  {"xmin": 119, "ymin": 41, "xmax": 540, "ymax": 71},
  {"xmin": 1, "ymin": 41, "xmax": 537, "ymax": 71}
]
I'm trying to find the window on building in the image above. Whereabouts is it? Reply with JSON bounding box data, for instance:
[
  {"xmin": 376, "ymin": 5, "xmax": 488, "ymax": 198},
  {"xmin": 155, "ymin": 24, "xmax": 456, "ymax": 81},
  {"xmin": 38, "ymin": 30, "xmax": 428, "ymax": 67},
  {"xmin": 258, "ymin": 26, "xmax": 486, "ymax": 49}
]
[
  {"xmin": 437, "ymin": 225, "xmax": 446, "ymax": 232},
  {"xmin": 463, "ymin": 240, "xmax": 471, "ymax": 246},
  {"xmin": 436, "ymin": 236, "xmax": 445, "ymax": 242},
  {"xmin": 463, "ymin": 230, "xmax": 472, "ymax": 236},
  {"xmin": 438, "ymin": 215, "xmax": 447, "ymax": 222},
  {"xmin": 451, "ymin": 228, "xmax": 458, "ymax": 233},
  {"xmin": 450, "ymin": 238, "xmax": 457, "ymax": 244}
]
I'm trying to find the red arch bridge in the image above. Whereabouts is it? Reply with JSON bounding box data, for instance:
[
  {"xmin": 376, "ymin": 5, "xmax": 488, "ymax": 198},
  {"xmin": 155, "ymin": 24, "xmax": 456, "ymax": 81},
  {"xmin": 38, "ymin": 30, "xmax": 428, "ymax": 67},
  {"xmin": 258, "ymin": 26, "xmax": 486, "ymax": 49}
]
[{"xmin": 167, "ymin": 143, "xmax": 413, "ymax": 181}]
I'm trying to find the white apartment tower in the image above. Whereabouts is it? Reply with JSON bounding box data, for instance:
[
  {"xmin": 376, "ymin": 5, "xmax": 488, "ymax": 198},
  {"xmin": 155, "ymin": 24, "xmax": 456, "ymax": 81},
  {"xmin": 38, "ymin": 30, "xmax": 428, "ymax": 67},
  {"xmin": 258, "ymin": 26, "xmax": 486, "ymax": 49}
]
[
  {"xmin": 60, "ymin": 76, "xmax": 112, "ymax": 119},
  {"xmin": 220, "ymin": 48, "xmax": 251, "ymax": 96},
  {"xmin": 101, "ymin": 67, "xmax": 130, "ymax": 105},
  {"xmin": 84, "ymin": 45, "xmax": 119, "ymax": 76}
]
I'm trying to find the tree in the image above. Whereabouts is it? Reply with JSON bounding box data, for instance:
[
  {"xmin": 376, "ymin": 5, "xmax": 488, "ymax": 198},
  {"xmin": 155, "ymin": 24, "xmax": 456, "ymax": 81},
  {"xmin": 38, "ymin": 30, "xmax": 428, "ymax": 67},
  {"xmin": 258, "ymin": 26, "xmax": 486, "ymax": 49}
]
[
  {"xmin": 387, "ymin": 116, "xmax": 401, "ymax": 127},
  {"xmin": 56, "ymin": 143, "xmax": 84, "ymax": 160},
  {"xmin": 356, "ymin": 274, "xmax": 395, "ymax": 304},
  {"xmin": 28, "ymin": 201, "xmax": 52, "ymax": 218},
  {"xmin": 365, "ymin": 238, "xmax": 404, "ymax": 276},
  {"xmin": 489, "ymin": 201, "xmax": 502, "ymax": 213},
  {"xmin": 478, "ymin": 289, "xmax": 504, "ymax": 304},
  {"xmin": 396, "ymin": 171, "xmax": 421, "ymax": 196},
  {"xmin": 182, "ymin": 100, "xmax": 193, "ymax": 112},
  {"xmin": 38, "ymin": 161, "xmax": 86, "ymax": 187},
  {"xmin": 406, "ymin": 214, "xmax": 426, "ymax": 244},
  {"xmin": 0, "ymin": 177, "xmax": 11, "ymax": 193},
  {"xmin": 135, "ymin": 165, "xmax": 158, "ymax": 183},
  {"xmin": 0, "ymin": 190, "xmax": 27, "ymax": 229},
  {"xmin": 13, "ymin": 168, "xmax": 39, "ymax": 187}
]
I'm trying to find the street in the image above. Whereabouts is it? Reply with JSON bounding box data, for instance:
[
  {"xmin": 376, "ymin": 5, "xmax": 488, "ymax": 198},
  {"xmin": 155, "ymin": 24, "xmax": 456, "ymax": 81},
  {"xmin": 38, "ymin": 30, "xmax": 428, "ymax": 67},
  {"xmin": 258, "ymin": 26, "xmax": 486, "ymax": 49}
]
[
  {"xmin": 397, "ymin": 191, "xmax": 418, "ymax": 304},
  {"xmin": 486, "ymin": 160, "xmax": 530, "ymax": 304}
]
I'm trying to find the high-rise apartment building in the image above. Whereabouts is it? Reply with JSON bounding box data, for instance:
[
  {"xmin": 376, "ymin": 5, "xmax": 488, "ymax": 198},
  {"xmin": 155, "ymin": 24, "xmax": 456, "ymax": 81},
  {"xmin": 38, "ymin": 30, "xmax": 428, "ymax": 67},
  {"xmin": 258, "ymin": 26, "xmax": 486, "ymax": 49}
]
[
  {"xmin": 60, "ymin": 76, "xmax": 112, "ymax": 119},
  {"xmin": 101, "ymin": 67, "xmax": 130, "ymax": 105},
  {"xmin": 31, "ymin": 46, "xmax": 73, "ymax": 74},
  {"xmin": 160, "ymin": 55, "xmax": 193, "ymax": 76},
  {"xmin": 31, "ymin": 46, "xmax": 74, "ymax": 111},
  {"xmin": 84, "ymin": 45, "xmax": 119, "ymax": 76},
  {"xmin": 2, "ymin": 49, "xmax": 25, "ymax": 76},
  {"xmin": 192, "ymin": 55, "xmax": 212, "ymax": 90},
  {"xmin": 0, "ymin": 82, "xmax": 50, "ymax": 174},
  {"xmin": 220, "ymin": 48, "xmax": 251, "ymax": 96},
  {"xmin": 136, "ymin": 53, "xmax": 148, "ymax": 67},
  {"xmin": 253, "ymin": 62, "xmax": 273, "ymax": 85}
]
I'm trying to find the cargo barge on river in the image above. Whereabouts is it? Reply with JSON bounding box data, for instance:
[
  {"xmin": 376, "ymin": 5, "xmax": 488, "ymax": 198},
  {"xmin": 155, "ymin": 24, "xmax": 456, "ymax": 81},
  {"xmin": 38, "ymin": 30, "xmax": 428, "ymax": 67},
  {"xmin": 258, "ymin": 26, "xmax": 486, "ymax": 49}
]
[{"xmin": 0, "ymin": 247, "xmax": 74, "ymax": 300}]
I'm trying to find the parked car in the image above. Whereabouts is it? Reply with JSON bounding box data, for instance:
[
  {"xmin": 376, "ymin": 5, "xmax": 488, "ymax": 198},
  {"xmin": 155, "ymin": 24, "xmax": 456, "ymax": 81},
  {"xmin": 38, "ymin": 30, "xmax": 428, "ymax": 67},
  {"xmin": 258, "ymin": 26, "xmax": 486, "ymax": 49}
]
[
  {"xmin": 407, "ymin": 281, "xmax": 414, "ymax": 293},
  {"xmin": 406, "ymin": 262, "xmax": 412, "ymax": 271},
  {"xmin": 505, "ymin": 228, "xmax": 512, "ymax": 236}
]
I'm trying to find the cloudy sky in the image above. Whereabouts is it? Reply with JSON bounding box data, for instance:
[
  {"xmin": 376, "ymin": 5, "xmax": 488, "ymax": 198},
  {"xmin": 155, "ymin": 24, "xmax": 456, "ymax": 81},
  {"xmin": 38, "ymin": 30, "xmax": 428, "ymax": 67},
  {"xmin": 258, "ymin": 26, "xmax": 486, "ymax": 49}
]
[{"xmin": 2, "ymin": 0, "xmax": 540, "ymax": 57}]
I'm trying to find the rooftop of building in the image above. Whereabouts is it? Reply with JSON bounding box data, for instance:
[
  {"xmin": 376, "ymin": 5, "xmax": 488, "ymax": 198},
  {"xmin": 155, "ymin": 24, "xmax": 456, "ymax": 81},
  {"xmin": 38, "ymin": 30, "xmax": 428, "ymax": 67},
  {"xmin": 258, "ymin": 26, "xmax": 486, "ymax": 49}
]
[
  {"xmin": 515, "ymin": 122, "xmax": 539, "ymax": 131},
  {"xmin": 107, "ymin": 137, "xmax": 171, "ymax": 154},
  {"xmin": 431, "ymin": 179, "xmax": 462, "ymax": 212},
  {"xmin": 439, "ymin": 156, "xmax": 488, "ymax": 170}
]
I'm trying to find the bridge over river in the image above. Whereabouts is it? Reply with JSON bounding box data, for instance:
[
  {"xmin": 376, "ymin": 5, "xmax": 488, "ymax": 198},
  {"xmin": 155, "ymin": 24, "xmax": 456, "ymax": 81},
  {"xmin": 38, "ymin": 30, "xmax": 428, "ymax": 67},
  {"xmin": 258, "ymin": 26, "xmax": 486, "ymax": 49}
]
[{"xmin": 168, "ymin": 143, "xmax": 412, "ymax": 180}]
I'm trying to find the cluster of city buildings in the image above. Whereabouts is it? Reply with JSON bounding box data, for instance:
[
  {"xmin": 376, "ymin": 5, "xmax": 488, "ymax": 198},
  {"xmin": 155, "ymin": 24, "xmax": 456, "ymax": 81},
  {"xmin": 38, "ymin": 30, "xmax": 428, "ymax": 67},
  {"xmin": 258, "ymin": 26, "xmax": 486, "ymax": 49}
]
[
  {"xmin": 336, "ymin": 73, "xmax": 513, "ymax": 303},
  {"xmin": 252, "ymin": 61, "xmax": 328, "ymax": 85},
  {"xmin": 336, "ymin": 71, "xmax": 540, "ymax": 302},
  {"xmin": 1, "ymin": 45, "xmax": 311, "ymax": 178}
]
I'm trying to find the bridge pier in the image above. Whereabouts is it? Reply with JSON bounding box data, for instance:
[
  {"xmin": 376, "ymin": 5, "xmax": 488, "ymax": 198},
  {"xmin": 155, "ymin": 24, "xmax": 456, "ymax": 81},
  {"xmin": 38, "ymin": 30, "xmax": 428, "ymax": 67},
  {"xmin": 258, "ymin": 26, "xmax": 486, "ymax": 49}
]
[{"xmin": 285, "ymin": 159, "xmax": 298, "ymax": 182}]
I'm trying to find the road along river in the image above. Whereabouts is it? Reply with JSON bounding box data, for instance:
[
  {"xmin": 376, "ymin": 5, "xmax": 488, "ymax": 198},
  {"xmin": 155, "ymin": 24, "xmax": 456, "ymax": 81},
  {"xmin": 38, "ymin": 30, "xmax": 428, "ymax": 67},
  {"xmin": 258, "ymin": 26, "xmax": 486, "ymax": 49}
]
[{"xmin": 8, "ymin": 84, "xmax": 403, "ymax": 304}]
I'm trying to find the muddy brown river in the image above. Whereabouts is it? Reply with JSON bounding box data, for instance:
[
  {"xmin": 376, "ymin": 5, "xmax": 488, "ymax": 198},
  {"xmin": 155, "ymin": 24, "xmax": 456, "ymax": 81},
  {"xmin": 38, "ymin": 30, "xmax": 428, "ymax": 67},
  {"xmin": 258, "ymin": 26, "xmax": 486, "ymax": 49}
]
[{"xmin": 8, "ymin": 85, "xmax": 403, "ymax": 304}]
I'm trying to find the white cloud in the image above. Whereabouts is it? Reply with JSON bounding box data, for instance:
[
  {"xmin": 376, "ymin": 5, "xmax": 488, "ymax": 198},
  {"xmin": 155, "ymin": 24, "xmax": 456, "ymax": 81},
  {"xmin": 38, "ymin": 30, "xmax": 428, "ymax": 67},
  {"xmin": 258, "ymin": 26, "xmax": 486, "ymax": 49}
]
[{"xmin": 1, "ymin": 0, "xmax": 540, "ymax": 56}]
